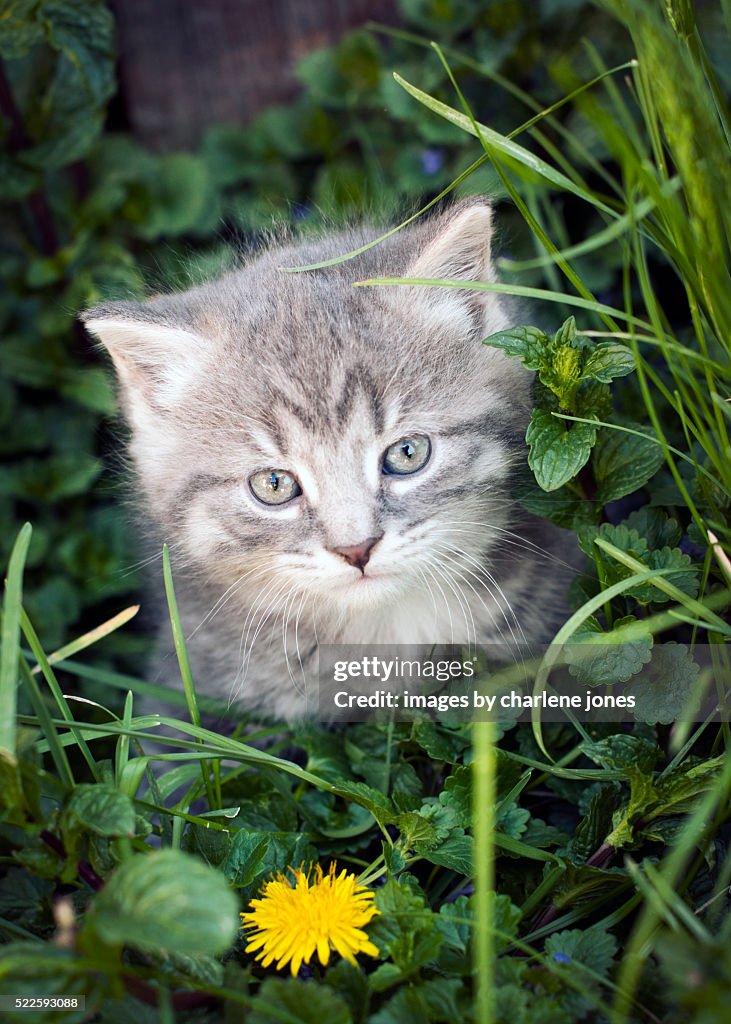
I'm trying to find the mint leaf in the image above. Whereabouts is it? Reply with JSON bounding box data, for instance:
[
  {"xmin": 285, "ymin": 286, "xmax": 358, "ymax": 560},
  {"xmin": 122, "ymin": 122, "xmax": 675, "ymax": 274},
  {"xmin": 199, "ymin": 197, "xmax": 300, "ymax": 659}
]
[
  {"xmin": 83, "ymin": 849, "xmax": 239, "ymax": 957},
  {"xmin": 482, "ymin": 325, "xmax": 548, "ymax": 370},
  {"xmin": 629, "ymin": 547, "xmax": 700, "ymax": 604},
  {"xmin": 250, "ymin": 978, "xmax": 352, "ymax": 1024},
  {"xmin": 631, "ymin": 642, "xmax": 701, "ymax": 725},
  {"xmin": 593, "ymin": 426, "xmax": 665, "ymax": 503},
  {"xmin": 581, "ymin": 734, "xmax": 660, "ymax": 775},
  {"xmin": 565, "ymin": 615, "xmax": 653, "ymax": 686},
  {"xmin": 624, "ymin": 507, "xmax": 682, "ymax": 549},
  {"xmin": 526, "ymin": 409, "xmax": 596, "ymax": 491},
  {"xmin": 581, "ymin": 343, "xmax": 635, "ymax": 383},
  {"xmin": 0, "ymin": 0, "xmax": 43, "ymax": 59},
  {"xmin": 545, "ymin": 926, "xmax": 617, "ymax": 976},
  {"xmin": 420, "ymin": 832, "xmax": 473, "ymax": 874}
]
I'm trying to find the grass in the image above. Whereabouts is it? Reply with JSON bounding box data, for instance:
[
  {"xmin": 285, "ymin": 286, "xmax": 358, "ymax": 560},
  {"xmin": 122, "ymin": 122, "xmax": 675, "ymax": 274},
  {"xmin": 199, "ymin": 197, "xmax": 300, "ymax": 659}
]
[{"xmin": 1, "ymin": 0, "xmax": 731, "ymax": 1021}]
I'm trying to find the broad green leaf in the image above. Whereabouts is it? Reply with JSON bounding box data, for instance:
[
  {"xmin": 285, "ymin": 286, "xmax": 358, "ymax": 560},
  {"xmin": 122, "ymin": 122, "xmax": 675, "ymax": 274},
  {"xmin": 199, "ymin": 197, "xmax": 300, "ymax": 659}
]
[
  {"xmin": 578, "ymin": 523, "xmax": 648, "ymax": 560},
  {"xmin": 334, "ymin": 779, "xmax": 395, "ymax": 825},
  {"xmin": 526, "ymin": 409, "xmax": 596, "ymax": 491},
  {"xmin": 630, "ymin": 642, "xmax": 701, "ymax": 725},
  {"xmin": 138, "ymin": 154, "xmax": 218, "ymax": 240},
  {"xmin": 61, "ymin": 783, "xmax": 136, "ymax": 838},
  {"xmin": 564, "ymin": 615, "xmax": 653, "ymax": 685},
  {"xmin": 370, "ymin": 978, "xmax": 464, "ymax": 1024},
  {"xmin": 545, "ymin": 926, "xmax": 617, "ymax": 976},
  {"xmin": 517, "ymin": 475, "xmax": 596, "ymax": 529},
  {"xmin": 83, "ymin": 848, "xmax": 239, "ymax": 956},
  {"xmin": 222, "ymin": 829, "xmax": 316, "ymax": 892},
  {"xmin": 43, "ymin": 0, "xmax": 116, "ymax": 105},
  {"xmin": 593, "ymin": 426, "xmax": 665, "ymax": 503},
  {"xmin": 249, "ymin": 977, "xmax": 352, "ymax": 1024},
  {"xmin": 623, "ymin": 507, "xmax": 682, "ymax": 550},
  {"xmin": 580, "ymin": 343, "xmax": 636, "ymax": 383},
  {"xmin": 419, "ymin": 832, "xmax": 473, "ymax": 875},
  {"xmin": 482, "ymin": 325, "xmax": 549, "ymax": 370},
  {"xmin": 580, "ymin": 735, "xmax": 660, "ymax": 775},
  {"xmin": 0, "ymin": 0, "xmax": 43, "ymax": 59},
  {"xmin": 410, "ymin": 721, "xmax": 471, "ymax": 762},
  {"xmin": 568, "ymin": 784, "xmax": 621, "ymax": 863},
  {"xmin": 628, "ymin": 547, "xmax": 700, "ymax": 605}
]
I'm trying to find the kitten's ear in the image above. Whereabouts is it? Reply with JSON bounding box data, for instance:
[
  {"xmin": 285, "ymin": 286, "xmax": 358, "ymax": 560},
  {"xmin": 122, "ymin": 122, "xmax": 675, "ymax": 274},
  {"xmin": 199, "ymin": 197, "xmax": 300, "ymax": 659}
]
[
  {"xmin": 404, "ymin": 200, "xmax": 495, "ymax": 332},
  {"xmin": 81, "ymin": 303, "xmax": 208, "ymax": 408}
]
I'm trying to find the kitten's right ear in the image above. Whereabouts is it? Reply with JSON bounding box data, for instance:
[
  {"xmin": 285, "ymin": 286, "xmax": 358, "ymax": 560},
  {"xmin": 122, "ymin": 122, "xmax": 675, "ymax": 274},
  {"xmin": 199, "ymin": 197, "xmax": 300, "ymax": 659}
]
[
  {"xmin": 82, "ymin": 304, "xmax": 208, "ymax": 408},
  {"xmin": 403, "ymin": 200, "xmax": 496, "ymax": 334}
]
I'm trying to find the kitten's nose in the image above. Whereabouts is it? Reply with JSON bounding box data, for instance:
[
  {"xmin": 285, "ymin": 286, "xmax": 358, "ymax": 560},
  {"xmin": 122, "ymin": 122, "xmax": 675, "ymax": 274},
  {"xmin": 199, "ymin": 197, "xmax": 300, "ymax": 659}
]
[{"xmin": 330, "ymin": 535, "xmax": 383, "ymax": 572}]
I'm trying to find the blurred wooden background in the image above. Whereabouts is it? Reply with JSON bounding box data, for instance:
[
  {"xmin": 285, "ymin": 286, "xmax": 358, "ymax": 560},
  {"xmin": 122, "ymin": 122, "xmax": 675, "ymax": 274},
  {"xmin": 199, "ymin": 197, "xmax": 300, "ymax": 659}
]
[{"xmin": 111, "ymin": 0, "xmax": 399, "ymax": 151}]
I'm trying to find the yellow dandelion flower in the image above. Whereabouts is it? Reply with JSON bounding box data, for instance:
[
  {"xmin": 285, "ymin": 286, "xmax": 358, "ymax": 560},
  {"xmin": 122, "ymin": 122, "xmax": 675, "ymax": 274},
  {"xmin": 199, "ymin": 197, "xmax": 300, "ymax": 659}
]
[{"xmin": 241, "ymin": 862, "xmax": 380, "ymax": 976}]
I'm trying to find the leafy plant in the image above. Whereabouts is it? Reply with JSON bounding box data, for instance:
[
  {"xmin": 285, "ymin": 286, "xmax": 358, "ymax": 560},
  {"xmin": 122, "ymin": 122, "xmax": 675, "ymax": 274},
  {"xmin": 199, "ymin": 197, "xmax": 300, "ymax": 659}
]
[{"xmin": 1, "ymin": 1, "xmax": 731, "ymax": 1023}]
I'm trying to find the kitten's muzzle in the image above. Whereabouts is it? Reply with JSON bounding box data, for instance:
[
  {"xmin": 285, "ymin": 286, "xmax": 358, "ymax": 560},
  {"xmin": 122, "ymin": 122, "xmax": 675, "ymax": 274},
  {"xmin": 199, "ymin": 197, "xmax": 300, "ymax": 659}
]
[{"xmin": 329, "ymin": 534, "xmax": 383, "ymax": 573}]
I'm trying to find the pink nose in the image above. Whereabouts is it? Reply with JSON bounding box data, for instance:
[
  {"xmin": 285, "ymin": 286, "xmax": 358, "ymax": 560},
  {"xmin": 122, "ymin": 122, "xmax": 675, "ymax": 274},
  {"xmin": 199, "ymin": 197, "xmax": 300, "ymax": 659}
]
[{"xmin": 330, "ymin": 535, "xmax": 383, "ymax": 572}]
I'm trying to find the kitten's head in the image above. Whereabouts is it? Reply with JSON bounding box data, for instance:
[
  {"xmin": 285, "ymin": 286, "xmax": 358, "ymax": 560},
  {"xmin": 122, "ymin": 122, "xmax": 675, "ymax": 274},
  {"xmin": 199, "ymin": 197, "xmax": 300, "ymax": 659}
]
[{"xmin": 83, "ymin": 201, "xmax": 532, "ymax": 616}]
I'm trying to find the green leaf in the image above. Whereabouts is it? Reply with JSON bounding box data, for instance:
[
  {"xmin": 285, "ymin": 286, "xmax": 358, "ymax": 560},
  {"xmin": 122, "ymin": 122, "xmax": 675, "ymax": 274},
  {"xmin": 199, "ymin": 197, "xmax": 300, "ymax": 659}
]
[
  {"xmin": 593, "ymin": 426, "xmax": 665, "ymax": 503},
  {"xmin": 420, "ymin": 832, "xmax": 473, "ymax": 875},
  {"xmin": 526, "ymin": 409, "xmax": 596, "ymax": 491},
  {"xmin": 249, "ymin": 977, "xmax": 352, "ymax": 1024},
  {"xmin": 630, "ymin": 547, "xmax": 700, "ymax": 604},
  {"xmin": 138, "ymin": 154, "xmax": 218, "ymax": 239},
  {"xmin": 435, "ymin": 895, "xmax": 472, "ymax": 954},
  {"xmin": 580, "ymin": 734, "xmax": 660, "ymax": 775},
  {"xmin": 61, "ymin": 783, "xmax": 136, "ymax": 839},
  {"xmin": 623, "ymin": 507, "xmax": 682, "ymax": 550},
  {"xmin": 370, "ymin": 978, "xmax": 464, "ymax": 1024},
  {"xmin": 0, "ymin": 0, "xmax": 43, "ymax": 59},
  {"xmin": 83, "ymin": 849, "xmax": 239, "ymax": 956},
  {"xmin": 43, "ymin": 0, "xmax": 116, "ymax": 105},
  {"xmin": 482, "ymin": 325, "xmax": 549, "ymax": 370},
  {"xmin": 568, "ymin": 785, "xmax": 621, "ymax": 863},
  {"xmin": 222, "ymin": 830, "xmax": 316, "ymax": 891},
  {"xmin": 581, "ymin": 737, "xmax": 660, "ymax": 849},
  {"xmin": 564, "ymin": 615, "xmax": 653, "ymax": 686},
  {"xmin": 580, "ymin": 343, "xmax": 636, "ymax": 383},
  {"xmin": 370, "ymin": 877, "xmax": 440, "ymax": 973},
  {"xmin": 517, "ymin": 475, "xmax": 595, "ymax": 529},
  {"xmin": 439, "ymin": 765, "xmax": 471, "ymax": 827},
  {"xmin": 334, "ymin": 779, "xmax": 395, "ymax": 825},
  {"xmin": 410, "ymin": 721, "xmax": 471, "ymax": 763},
  {"xmin": 545, "ymin": 925, "xmax": 617, "ymax": 975},
  {"xmin": 630, "ymin": 642, "xmax": 701, "ymax": 725}
]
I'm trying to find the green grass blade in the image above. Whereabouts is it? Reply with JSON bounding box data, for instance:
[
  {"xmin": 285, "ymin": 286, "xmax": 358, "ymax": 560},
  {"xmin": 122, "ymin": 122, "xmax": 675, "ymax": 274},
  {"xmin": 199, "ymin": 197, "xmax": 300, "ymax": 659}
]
[
  {"xmin": 392, "ymin": 72, "xmax": 620, "ymax": 217},
  {"xmin": 280, "ymin": 152, "xmax": 490, "ymax": 272},
  {"xmin": 18, "ymin": 656, "xmax": 74, "ymax": 788},
  {"xmin": 353, "ymin": 275, "xmax": 658, "ymax": 331},
  {"xmin": 0, "ymin": 523, "xmax": 32, "ymax": 763},
  {"xmin": 162, "ymin": 544, "xmax": 217, "ymax": 809},
  {"xmin": 115, "ymin": 690, "xmax": 134, "ymax": 786},
  {"xmin": 473, "ymin": 718, "xmax": 496, "ymax": 1024},
  {"xmin": 593, "ymin": 537, "xmax": 730, "ymax": 631},
  {"xmin": 20, "ymin": 608, "xmax": 100, "ymax": 782},
  {"xmin": 31, "ymin": 605, "xmax": 140, "ymax": 673}
]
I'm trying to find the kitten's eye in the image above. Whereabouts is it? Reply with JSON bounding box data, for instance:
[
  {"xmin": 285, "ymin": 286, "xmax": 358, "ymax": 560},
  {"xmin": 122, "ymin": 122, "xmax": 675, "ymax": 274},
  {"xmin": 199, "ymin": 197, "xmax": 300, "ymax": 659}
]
[
  {"xmin": 249, "ymin": 470, "xmax": 302, "ymax": 505},
  {"xmin": 382, "ymin": 435, "xmax": 431, "ymax": 476}
]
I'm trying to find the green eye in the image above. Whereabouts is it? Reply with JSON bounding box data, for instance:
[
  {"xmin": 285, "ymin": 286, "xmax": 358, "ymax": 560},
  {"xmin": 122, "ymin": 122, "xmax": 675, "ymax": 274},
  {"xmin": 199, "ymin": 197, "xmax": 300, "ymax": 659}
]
[
  {"xmin": 249, "ymin": 469, "xmax": 302, "ymax": 505},
  {"xmin": 382, "ymin": 435, "xmax": 431, "ymax": 476}
]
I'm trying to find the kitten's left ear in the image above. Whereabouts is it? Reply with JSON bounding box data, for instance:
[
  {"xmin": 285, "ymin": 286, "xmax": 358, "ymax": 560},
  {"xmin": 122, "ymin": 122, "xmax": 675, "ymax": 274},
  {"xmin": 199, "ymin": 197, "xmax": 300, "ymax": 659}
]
[{"xmin": 404, "ymin": 200, "xmax": 495, "ymax": 332}]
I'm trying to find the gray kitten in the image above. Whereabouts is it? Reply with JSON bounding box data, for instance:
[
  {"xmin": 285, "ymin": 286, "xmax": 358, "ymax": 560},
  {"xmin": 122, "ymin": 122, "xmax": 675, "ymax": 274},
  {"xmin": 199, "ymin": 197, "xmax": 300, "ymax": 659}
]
[{"xmin": 83, "ymin": 200, "xmax": 575, "ymax": 719}]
